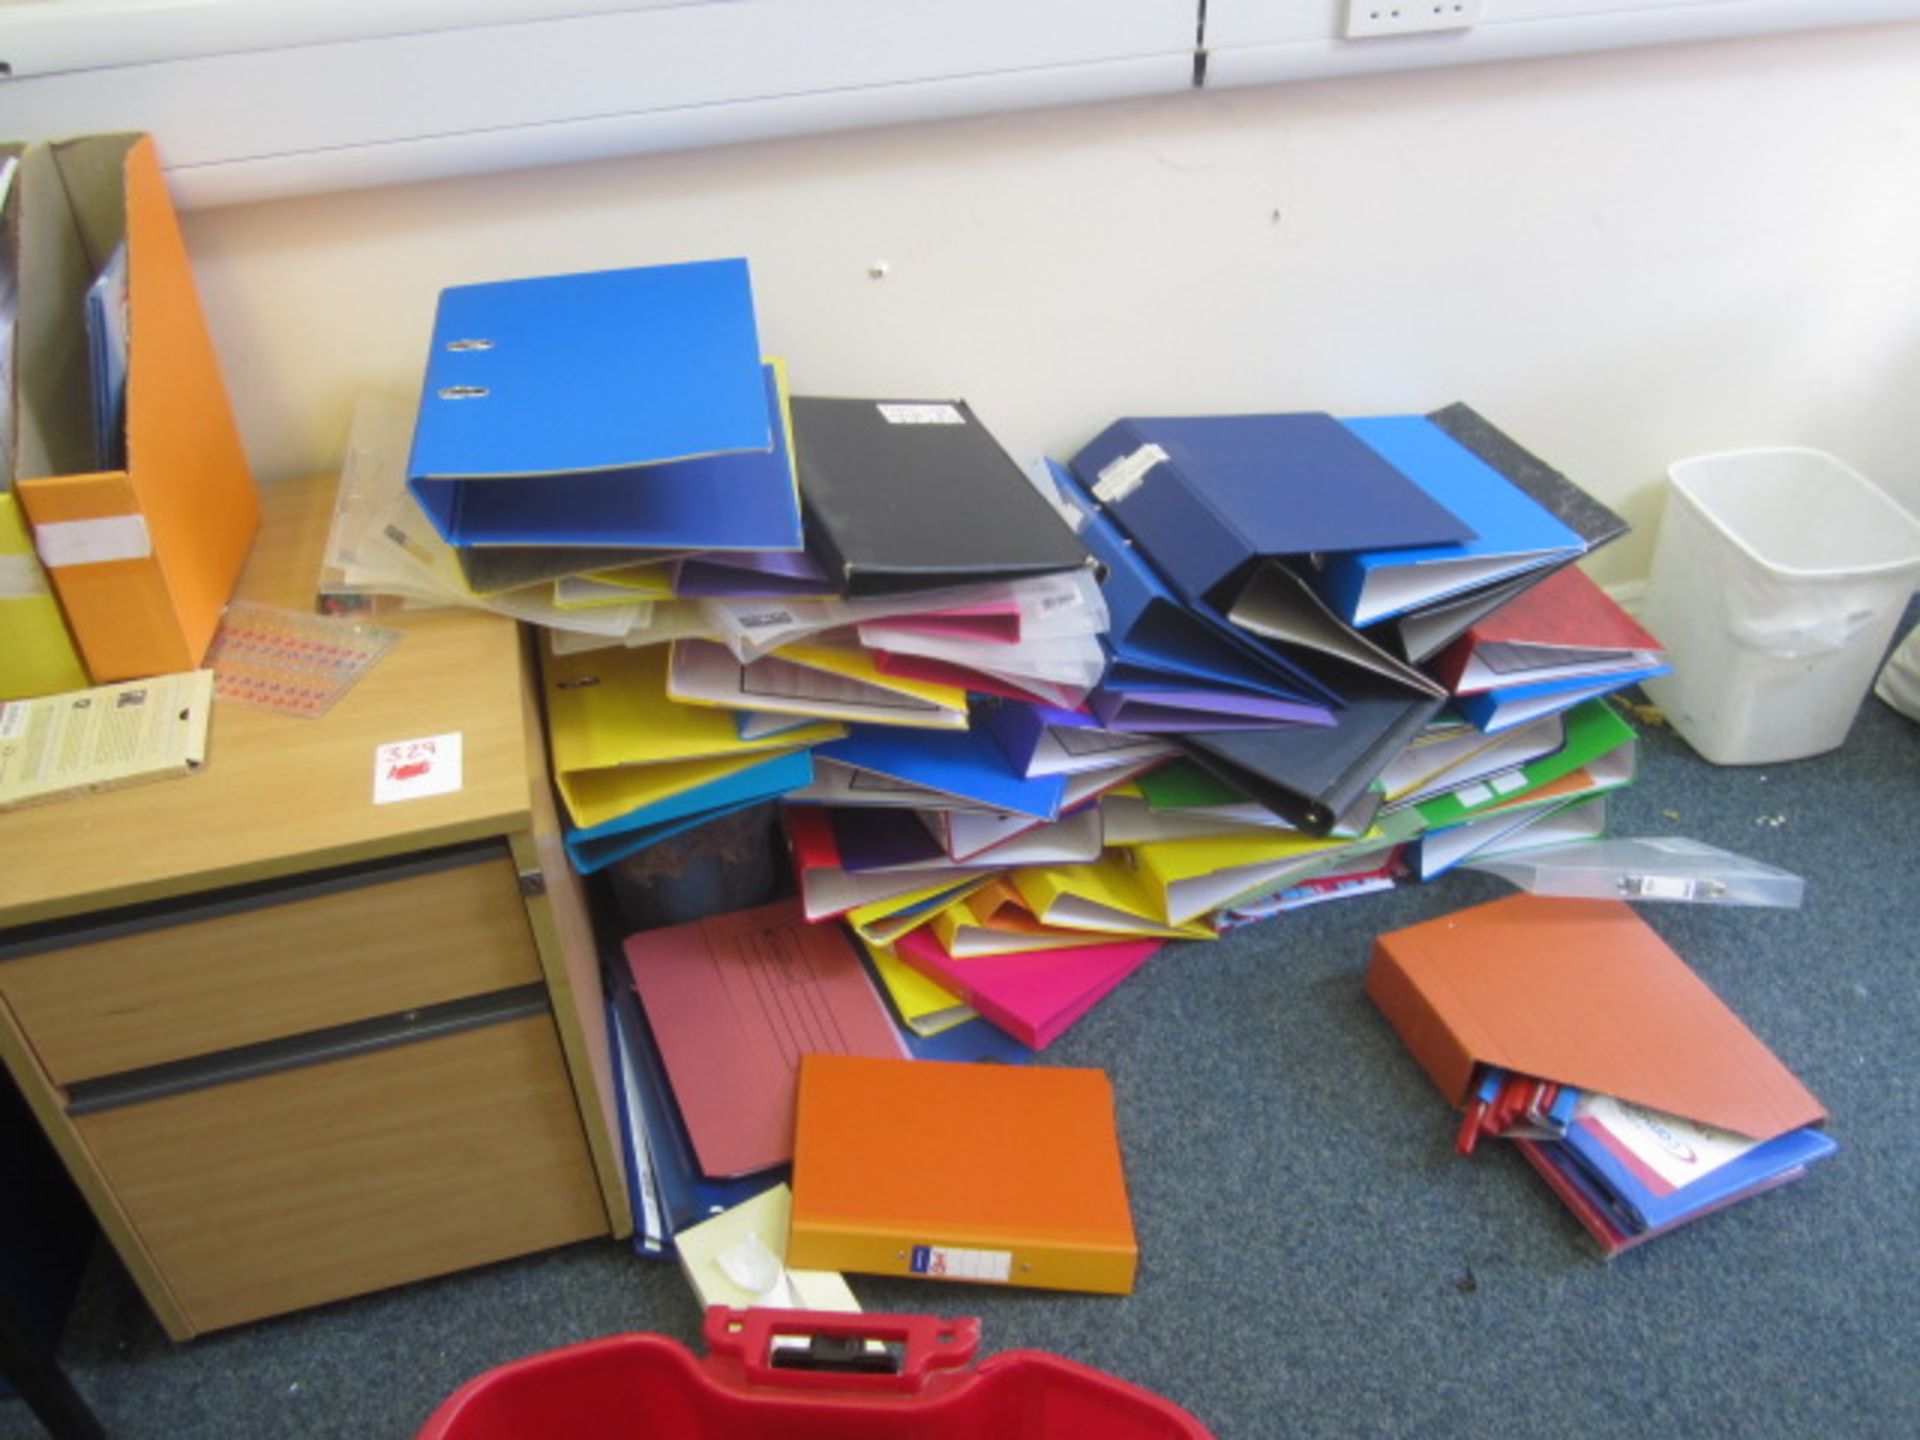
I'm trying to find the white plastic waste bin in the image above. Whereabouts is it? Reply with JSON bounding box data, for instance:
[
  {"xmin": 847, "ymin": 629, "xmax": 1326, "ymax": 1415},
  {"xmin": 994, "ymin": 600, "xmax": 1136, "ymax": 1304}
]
[{"xmin": 1639, "ymin": 447, "xmax": 1920, "ymax": 764}]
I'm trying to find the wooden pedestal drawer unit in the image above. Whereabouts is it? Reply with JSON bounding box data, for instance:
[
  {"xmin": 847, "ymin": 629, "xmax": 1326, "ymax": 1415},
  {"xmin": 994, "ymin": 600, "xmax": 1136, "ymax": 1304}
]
[
  {"xmin": 70, "ymin": 1005, "xmax": 602, "ymax": 1335},
  {"xmin": 0, "ymin": 474, "xmax": 631, "ymax": 1340},
  {"xmin": 2, "ymin": 843, "xmax": 608, "ymax": 1335}
]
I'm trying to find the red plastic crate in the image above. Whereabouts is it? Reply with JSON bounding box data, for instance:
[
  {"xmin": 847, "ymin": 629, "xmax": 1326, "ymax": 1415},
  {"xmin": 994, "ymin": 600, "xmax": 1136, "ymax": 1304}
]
[{"xmin": 418, "ymin": 1307, "xmax": 1215, "ymax": 1439}]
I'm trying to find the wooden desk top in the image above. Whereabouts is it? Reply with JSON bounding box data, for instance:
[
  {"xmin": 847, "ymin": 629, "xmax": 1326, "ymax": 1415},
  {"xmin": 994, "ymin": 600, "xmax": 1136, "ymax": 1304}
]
[{"xmin": 0, "ymin": 475, "xmax": 537, "ymax": 927}]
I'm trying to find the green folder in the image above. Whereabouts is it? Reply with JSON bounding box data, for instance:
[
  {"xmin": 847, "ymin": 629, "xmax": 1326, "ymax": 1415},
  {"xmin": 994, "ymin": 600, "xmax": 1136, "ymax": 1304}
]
[{"xmin": 1410, "ymin": 699, "xmax": 1637, "ymax": 832}]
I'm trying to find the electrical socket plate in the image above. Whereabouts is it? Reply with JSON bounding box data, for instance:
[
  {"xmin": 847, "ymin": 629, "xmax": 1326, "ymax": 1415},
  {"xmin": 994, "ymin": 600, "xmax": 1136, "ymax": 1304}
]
[{"xmin": 1343, "ymin": 0, "xmax": 1484, "ymax": 40}]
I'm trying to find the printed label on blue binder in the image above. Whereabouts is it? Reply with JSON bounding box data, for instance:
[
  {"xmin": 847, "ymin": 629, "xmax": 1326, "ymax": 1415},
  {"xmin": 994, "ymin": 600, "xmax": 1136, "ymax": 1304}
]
[
  {"xmin": 1093, "ymin": 444, "xmax": 1168, "ymax": 504},
  {"xmin": 910, "ymin": 1244, "xmax": 1013, "ymax": 1282}
]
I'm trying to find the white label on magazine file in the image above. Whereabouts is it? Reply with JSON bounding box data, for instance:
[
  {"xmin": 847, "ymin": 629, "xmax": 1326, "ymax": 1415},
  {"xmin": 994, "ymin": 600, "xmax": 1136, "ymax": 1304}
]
[
  {"xmin": 34, "ymin": 515, "xmax": 152, "ymax": 569},
  {"xmin": 910, "ymin": 1244, "xmax": 1012, "ymax": 1282},
  {"xmin": 1092, "ymin": 444, "xmax": 1168, "ymax": 504},
  {"xmin": 877, "ymin": 403, "xmax": 965, "ymax": 425}
]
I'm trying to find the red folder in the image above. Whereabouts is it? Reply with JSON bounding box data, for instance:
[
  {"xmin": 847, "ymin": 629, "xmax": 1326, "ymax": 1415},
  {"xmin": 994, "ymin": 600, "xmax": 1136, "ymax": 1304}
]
[
  {"xmin": 622, "ymin": 898, "xmax": 906, "ymax": 1177},
  {"xmin": 1427, "ymin": 566, "xmax": 1663, "ymax": 695}
]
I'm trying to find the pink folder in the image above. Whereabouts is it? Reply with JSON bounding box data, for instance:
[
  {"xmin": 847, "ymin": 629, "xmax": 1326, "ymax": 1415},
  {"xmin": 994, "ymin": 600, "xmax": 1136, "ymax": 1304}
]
[
  {"xmin": 893, "ymin": 928, "xmax": 1160, "ymax": 1050},
  {"xmin": 860, "ymin": 600, "xmax": 1023, "ymax": 646},
  {"xmin": 623, "ymin": 898, "xmax": 907, "ymax": 1177}
]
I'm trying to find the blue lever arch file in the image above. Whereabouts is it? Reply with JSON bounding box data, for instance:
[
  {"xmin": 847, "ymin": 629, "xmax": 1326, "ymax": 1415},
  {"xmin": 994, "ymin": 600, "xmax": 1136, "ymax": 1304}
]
[
  {"xmin": 1068, "ymin": 411, "xmax": 1475, "ymax": 604},
  {"xmin": 407, "ymin": 258, "xmax": 777, "ymax": 544},
  {"xmin": 413, "ymin": 363, "xmax": 802, "ymax": 550}
]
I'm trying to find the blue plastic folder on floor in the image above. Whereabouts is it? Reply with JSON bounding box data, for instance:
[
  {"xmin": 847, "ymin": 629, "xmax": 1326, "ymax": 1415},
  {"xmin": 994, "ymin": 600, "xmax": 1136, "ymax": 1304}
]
[
  {"xmin": 1558, "ymin": 1095, "xmax": 1837, "ymax": 1233},
  {"xmin": 407, "ymin": 258, "xmax": 779, "ymax": 544}
]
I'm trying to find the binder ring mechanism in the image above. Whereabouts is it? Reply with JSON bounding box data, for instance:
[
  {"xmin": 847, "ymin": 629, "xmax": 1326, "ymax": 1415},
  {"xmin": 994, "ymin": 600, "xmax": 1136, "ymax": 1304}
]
[{"xmin": 440, "ymin": 338, "xmax": 495, "ymax": 400}]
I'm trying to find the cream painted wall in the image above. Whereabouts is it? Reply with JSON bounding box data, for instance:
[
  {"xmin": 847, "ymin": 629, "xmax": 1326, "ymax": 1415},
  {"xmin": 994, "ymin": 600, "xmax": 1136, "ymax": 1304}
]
[{"xmin": 179, "ymin": 20, "xmax": 1920, "ymax": 587}]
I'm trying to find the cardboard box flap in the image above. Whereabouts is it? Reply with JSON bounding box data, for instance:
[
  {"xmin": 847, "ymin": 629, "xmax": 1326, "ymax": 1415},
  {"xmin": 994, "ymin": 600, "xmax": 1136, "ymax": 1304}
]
[
  {"xmin": 1366, "ymin": 894, "xmax": 1825, "ymax": 1141},
  {"xmin": 9, "ymin": 140, "xmax": 98, "ymax": 481}
]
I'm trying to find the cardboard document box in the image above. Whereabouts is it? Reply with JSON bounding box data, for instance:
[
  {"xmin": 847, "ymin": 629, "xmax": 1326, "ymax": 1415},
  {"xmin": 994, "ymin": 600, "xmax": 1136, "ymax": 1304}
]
[
  {"xmin": 10, "ymin": 134, "xmax": 257, "ymax": 683},
  {"xmin": 1365, "ymin": 893, "xmax": 1825, "ymax": 1142}
]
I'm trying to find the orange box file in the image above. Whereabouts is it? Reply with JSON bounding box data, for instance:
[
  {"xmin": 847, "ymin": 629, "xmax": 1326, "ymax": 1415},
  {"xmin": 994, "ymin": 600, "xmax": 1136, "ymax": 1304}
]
[
  {"xmin": 787, "ymin": 1054, "xmax": 1138, "ymax": 1295},
  {"xmin": 1365, "ymin": 893, "xmax": 1825, "ymax": 1142}
]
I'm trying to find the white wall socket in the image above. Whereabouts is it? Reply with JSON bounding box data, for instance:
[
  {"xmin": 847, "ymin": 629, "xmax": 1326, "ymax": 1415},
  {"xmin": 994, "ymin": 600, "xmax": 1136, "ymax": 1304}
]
[{"xmin": 1343, "ymin": 0, "xmax": 1484, "ymax": 40}]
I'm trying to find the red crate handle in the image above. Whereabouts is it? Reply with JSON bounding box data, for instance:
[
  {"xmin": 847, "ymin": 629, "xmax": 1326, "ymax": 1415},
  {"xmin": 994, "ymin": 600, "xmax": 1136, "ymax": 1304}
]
[{"xmin": 702, "ymin": 1306, "xmax": 982, "ymax": 1396}]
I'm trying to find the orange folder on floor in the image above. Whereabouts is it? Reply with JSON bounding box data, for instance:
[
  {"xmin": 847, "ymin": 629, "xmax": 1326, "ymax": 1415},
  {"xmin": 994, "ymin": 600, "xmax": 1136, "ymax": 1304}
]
[
  {"xmin": 11, "ymin": 134, "xmax": 257, "ymax": 682},
  {"xmin": 787, "ymin": 1054, "xmax": 1138, "ymax": 1295},
  {"xmin": 1365, "ymin": 893, "xmax": 1825, "ymax": 1142}
]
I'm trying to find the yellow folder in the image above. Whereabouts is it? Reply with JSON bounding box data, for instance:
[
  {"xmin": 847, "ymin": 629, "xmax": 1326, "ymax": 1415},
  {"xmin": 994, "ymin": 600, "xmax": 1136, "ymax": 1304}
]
[
  {"xmin": 573, "ymin": 560, "xmax": 678, "ymax": 599},
  {"xmin": 0, "ymin": 495, "xmax": 89, "ymax": 700},
  {"xmin": 1129, "ymin": 830, "xmax": 1377, "ymax": 926},
  {"xmin": 1012, "ymin": 856, "xmax": 1217, "ymax": 940},
  {"xmin": 543, "ymin": 641, "xmax": 841, "ymax": 825},
  {"xmin": 931, "ymin": 877, "xmax": 1144, "ymax": 957},
  {"xmin": 857, "ymin": 937, "xmax": 974, "ymax": 1038},
  {"xmin": 665, "ymin": 634, "xmax": 969, "ymax": 731},
  {"xmin": 844, "ymin": 874, "xmax": 992, "ymax": 948},
  {"xmin": 561, "ymin": 749, "xmax": 804, "ymax": 834}
]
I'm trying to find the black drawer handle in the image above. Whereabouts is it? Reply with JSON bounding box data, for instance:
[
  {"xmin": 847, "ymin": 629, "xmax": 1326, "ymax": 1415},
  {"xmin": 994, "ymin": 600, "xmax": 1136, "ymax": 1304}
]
[{"xmin": 65, "ymin": 985, "xmax": 550, "ymax": 1116}]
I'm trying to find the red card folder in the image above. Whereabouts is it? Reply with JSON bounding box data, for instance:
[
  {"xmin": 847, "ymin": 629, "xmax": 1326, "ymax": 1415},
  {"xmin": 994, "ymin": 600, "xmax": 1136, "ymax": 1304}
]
[
  {"xmin": 1428, "ymin": 565, "xmax": 1663, "ymax": 694},
  {"xmin": 1365, "ymin": 894, "xmax": 1824, "ymax": 1142},
  {"xmin": 622, "ymin": 898, "xmax": 905, "ymax": 1177}
]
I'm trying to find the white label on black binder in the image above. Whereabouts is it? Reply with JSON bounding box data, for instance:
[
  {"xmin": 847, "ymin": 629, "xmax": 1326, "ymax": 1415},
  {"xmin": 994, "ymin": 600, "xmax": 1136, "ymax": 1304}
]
[
  {"xmin": 877, "ymin": 403, "xmax": 964, "ymax": 425},
  {"xmin": 1092, "ymin": 444, "xmax": 1168, "ymax": 504},
  {"xmin": 34, "ymin": 515, "xmax": 152, "ymax": 569},
  {"xmin": 0, "ymin": 554, "xmax": 49, "ymax": 598}
]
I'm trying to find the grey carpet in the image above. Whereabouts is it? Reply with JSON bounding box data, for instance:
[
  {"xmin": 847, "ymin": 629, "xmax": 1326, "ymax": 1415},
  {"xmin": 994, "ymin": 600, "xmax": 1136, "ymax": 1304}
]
[{"xmin": 6, "ymin": 675, "xmax": 1916, "ymax": 1439}]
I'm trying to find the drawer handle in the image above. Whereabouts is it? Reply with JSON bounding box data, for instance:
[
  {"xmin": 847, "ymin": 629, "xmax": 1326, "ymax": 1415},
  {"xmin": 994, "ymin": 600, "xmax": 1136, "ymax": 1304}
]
[{"xmin": 65, "ymin": 985, "xmax": 550, "ymax": 1116}]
